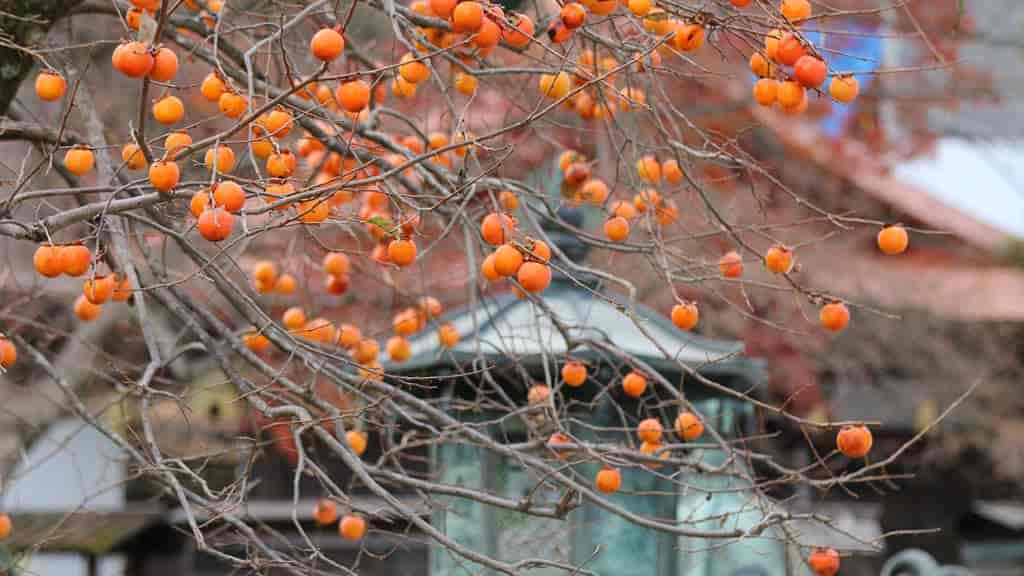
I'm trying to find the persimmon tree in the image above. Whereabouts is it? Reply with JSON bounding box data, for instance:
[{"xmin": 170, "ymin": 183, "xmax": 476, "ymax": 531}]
[{"xmin": 0, "ymin": 0, "xmax": 976, "ymax": 573}]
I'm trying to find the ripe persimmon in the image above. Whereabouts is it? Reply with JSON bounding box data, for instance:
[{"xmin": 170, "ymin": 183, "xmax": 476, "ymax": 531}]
[
  {"xmin": 323, "ymin": 252, "xmax": 351, "ymax": 276},
  {"xmin": 243, "ymin": 331, "xmax": 269, "ymax": 353},
  {"xmin": 387, "ymin": 239, "xmax": 417, "ymax": 267},
  {"xmin": 149, "ymin": 47, "xmax": 179, "ymax": 82},
  {"xmin": 610, "ymin": 200, "xmax": 637, "ymax": 220},
  {"xmin": 564, "ymin": 162, "xmax": 591, "ymax": 186},
  {"xmin": 282, "ymin": 307, "xmax": 306, "ymax": 330},
  {"xmin": 111, "ymin": 275, "xmax": 133, "ymax": 301},
  {"xmin": 579, "ymin": 179, "xmax": 609, "ymax": 205},
  {"xmin": 829, "ymin": 74, "xmax": 859, "ymax": 104},
  {"xmin": 252, "ymin": 260, "xmax": 277, "ymax": 287},
  {"xmin": 429, "ymin": 0, "xmax": 456, "ymax": 18},
  {"xmin": 718, "ymin": 250, "xmax": 743, "ymax": 278},
  {"xmin": 419, "ymin": 296, "xmax": 442, "ymax": 319},
  {"xmin": 673, "ymin": 23, "xmax": 705, "ymax": 52},
  {"xmin": 637, "ymin": 418, "xmax": 663, "ymax": 443},
  {"xmin": 628, "ymin": 0, "xmax": 651, "ymax": 17},
  {"xmin": 454, "ymin": 72, "xmax": 478, "ymax": 96},
  {"xmin": 0, "ymin": 338, "xmax": 16, "ymax": 369},
  {"xmin": 524, "ymin": 238, "xmax": 551, "ymax": 262},
  {"xmin": 304, "ymin": 318, "xmax": 337, "ymax": 344},
  {"xmin": 60, "ymin": 244, "xmax": 91, "ymax": 277},
  {"xmin": 164, "ymin": 130, "xmax": 192, "ymax": 156},
  {"xmin": 115, "ymin": 41, "xmax": 154, "ymax": 77},
  {"xmin": 197, "ymin": 208, "xmax": 233, "ymax": 241},
  {"xmin": 604, "ymin": 216, "xmax": 630, "ymax": 242},
  {"xmin": 794, "ymin": 55, "xmax": 827, "ymax": 88},
  {"xmin": 622, "ymin": 371, "xmax": 647, "ymax": 398},
  {"xmin": 671, "ymin": 302, "xmax": 699, "ymax": 331},
  {"xmin": 74, "ymin": 294, "xmax": 102, "ymax": 321},
  {"xmin": 764, "ymin": 29, "xmax": 782, "ymax": 61},
  {"xmin": 836, "ymin": 424, "xmax": 872, "ymax": 458},
  {"xmin": 336, "ymin": 80, "xmax": 370, "ymax": 113},
  {"xmin": 125, "ymin": 7, "xmax": 142, "ymax": 29},
  {"xmin": 353, "ymin": 338, "xmax": 380, "ymax": 364},
  {"xmin": 662, "ymin": 159, "xmax": 683, "ymax": 184},
  {"xmin": 339, "ymin": 324, "xmax": 362, "ymax": 348},
  {"xmin": 122, "ymin": 144, "xmax": 147, "ymax": 170},
  {"xmin": 749, "ymin": 52, "xmax": 774, "ymax": 78},
  {"xmin": 775, "ymin": 33, "xmax": 805, "ymax": 66},
  {"xmin": 149, "ymin": 160, "xmax": 180, "ymax": 192},
  {"xmin": 325, "ymin": 274, "xmax": 350, "ymax": 295},
  {"xmin": 781, "ymin": 0, "xmax": 811, "ymax": 23},
  {"xmin": 498, "ymin": 190, "xmax": 519, "ymax": 211},
  {"xmin": 595, "ymin": 467, "xmax": 622, "ymax": 494},
  {"xmin": 656, "ymin": 200, "xmax": 678, "ymax": 226},
  {"xmin": 538, "ymin": 71, "xmax": 571, "ymax": 99},
  {"xmin": 639, "ymin": 441, "xmax": 669, "ymax": 468},
  {"xmin": 808, "ymin": 547, "xmax": 840, "ymax": 576},
  {"xmin": 297, "ymin": 200, "xmax": 330, "ymax": 223},
  {"xmin": 764, "ymin": 244, "xmax": 794, "ymax": 273},
  {"xmin": 877, "ymin": 225, "xmax": 908, "ymax": 255},
  {"xmin": 83, "ymin": 275, "xmax": 115, "ymax": 305},
  {"xmin": 641, "ymin": 8, "xmax": 672, "ymax": 35},
  {"xmin": 0, "ymin": 514, "xmax": 10, "ymax": 541},
  {"xmin": 386, "ymin": 335, "xmax": 412, "ymax": 362},
  {"xmin": 516, "ymin": 261, "xmax": 551, "ymax": 293},
  {"xmin": 753, "ymin": 78, "xmax": 778, "ymax": 106},
  {"xmin": 34, "ymin": 70, "xmax": 66, "ymax": 101},
  {"xmin": 438, "ymin": 323, "xmax": 459, "ymax": 347},
  {"xmin": 152, "ymin": 95, "xmax": 184, "ymax": 125},
  {"xmin": 398, "ymin": 53, "xmax": 430, "ymax": 85},
  {"xmin": 503, "ymin": 13, "xmax": 534, "ymax": 48},
  {"xmin": 481, "ymin": 254, "xmax": 501, "ymax": 281},
  {"xmin": 452, "ymin": 1, "xmax": 484, "ymax": 32},
  {"xmin": 562, "ymin": 361, "xmax": 586, "ymax": 387},
  {"xmin": 263, "ymin": 108, "xmax": 293, "ymax": 138},
  {"xmin": 275, "ymin": 273, "xmax": 296, "ymax": 294},
  {"xmin": 189, "ymin": 190, "xmax": 210, "ymax": 218},
  {"xmin": 481, "ymin": 212, "xmax": 516, "ymax": 245},
  {"xmin": 64, "ymin": 146, "xmax": 95, "ymax": 176},
  {"xmin": 633, "ymin": 189, "xmax": 660, "ymax": 213},
  {"xmin": 819, "ymin": 301, "xmax": 849, "ymax": 332},
  {"xmin": 636, "ymin": 155, "xmax": 661, "ymax": 183},
  {"xmin": 211, "ymin": 181, "xmax": 244, "ymax": 212},
  {"xmin": 339, "ymin": 515, "xmax": 366, "ymax": 541},
  {"xmin": 528, "ymin": 384, "xmax": 551, "ymax": 405},
  {"xmin": 777, "ymin": 80, "xmax": 804, "ymax": 108},
  {"xmin": 313, "ymin": 499, "xmax": 338, "ymax": 526},
  {"xmin": 346, "ymin": 430, "xmax": 368, "ymax": 456},
  {"xmin": 546, "ymin": 432, "xmax": 575, "ymax": 458},
  {"xmin": 560, "ymin": 2, "xmax": 585, "ymax": 29},
  {"xmin": 33, "ymin": 245, "xmax": 63, "ymax": 278},
  {"xmin": 493, "ymin": 244, "xmax": 524, "ymax": 276},
  {"xmin": 675, "ymin": 411, "xmax": 703, "ymax": 441},
  {"xmin": 310, "ymin": 28, "xmax": 345, "ymax": 61},
  {"xmin": 200, "ymin": 71, "xmax": 226, "ymax": 101},
  {"xmin": 267, "ymin": 151, "xmax": 296, "ymax": 177},
  {"xmin": 205, "ymin": 145, "xmax": 236, "ymax": 173},
  {"xmin": 473, "ymin": 17, "xmax": 501, "ymax": 49},
  {"xmin": 218, "ymin": 90, "xmax": 247, "ymax": 118}
]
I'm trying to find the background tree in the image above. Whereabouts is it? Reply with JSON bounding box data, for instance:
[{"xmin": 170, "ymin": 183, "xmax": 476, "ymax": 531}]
[{"xmin": 0, "ymin": 0, "xmax": 988, "ymax": 574}]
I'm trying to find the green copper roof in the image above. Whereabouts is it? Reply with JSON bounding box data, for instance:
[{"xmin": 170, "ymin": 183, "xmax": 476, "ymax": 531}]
[{"xmin": 385, "ymin": 275, "xmax": 763, "ymax": 385}]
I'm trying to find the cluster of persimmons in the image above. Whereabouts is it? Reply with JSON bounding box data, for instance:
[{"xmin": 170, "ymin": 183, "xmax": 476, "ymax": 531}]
[{"xmin": 11, "ymin": 0, "xmax": 911, "ymax": 568}]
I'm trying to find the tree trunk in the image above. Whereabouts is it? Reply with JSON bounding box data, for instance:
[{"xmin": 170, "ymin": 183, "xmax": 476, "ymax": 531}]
[{"xmin": 0, "ymin": 0, "xmax": 85, "ymax": 114}]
